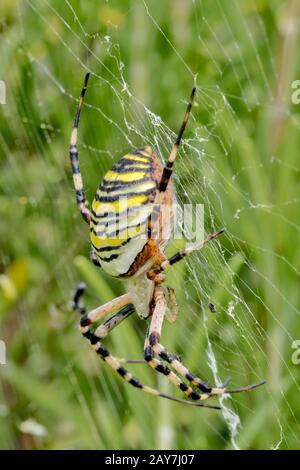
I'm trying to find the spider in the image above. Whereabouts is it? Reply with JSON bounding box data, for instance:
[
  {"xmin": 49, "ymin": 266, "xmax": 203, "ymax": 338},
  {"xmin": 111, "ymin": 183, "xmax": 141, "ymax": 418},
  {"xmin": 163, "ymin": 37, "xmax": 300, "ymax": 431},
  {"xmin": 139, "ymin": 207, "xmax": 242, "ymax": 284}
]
[{"xmin": 69, "ymin": 73, "xmax": 265, "ymax": 409}]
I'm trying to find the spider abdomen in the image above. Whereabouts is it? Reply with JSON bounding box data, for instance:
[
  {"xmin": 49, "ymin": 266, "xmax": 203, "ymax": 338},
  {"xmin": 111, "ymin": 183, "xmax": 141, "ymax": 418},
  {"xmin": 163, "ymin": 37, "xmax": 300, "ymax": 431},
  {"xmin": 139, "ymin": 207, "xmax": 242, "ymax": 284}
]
[{"xmin": 90, "ymin": 146, "xmax": 175, "ymax": 278}]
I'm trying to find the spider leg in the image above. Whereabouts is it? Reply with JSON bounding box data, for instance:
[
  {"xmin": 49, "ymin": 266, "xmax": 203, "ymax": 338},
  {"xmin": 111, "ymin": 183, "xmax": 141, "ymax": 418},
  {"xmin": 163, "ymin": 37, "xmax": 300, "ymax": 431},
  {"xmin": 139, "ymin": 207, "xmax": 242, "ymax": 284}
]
[
  {"xmin": 69, "ymin": 73, "xmax": 91, "ymax": 225},
  {"xmin": 147, "ymin": 229, "xmax": 225, "ymax": 279},
  {"xmin": 146, "ymin": 287, "xmax": 266, "ymax": 400},
  {"xmin": 71, "ymin": 283, "xmax": 131, "ymax": 325},
  {"xmin": 72, "ymin": 284, "xmax": 220, "ymax": 409},
  {"xmin": 147, "ymin": 87, "xmax": 196, "ymax": 240},
  {"xmin": 72, "ymin": 284, "xmax": 144, "ymax": 364},
  {"xmin": 144, "ymin": 286, "xmax": 215, "ymax": 400},
  {"xmin": 154, "ymin": 87, "xmax": 196, "ymax": 208},
  {"xmin": 153, "ymin": 340, "xmax": 266, "ymax": 398}
]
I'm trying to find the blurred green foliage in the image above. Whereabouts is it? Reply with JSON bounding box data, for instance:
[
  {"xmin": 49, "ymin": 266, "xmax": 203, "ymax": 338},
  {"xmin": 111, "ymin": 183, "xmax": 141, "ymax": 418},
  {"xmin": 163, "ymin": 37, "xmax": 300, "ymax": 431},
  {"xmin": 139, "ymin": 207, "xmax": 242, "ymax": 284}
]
[{"xmin": 0, "ymin": 0, "xmax": 300, "ymax": 450}]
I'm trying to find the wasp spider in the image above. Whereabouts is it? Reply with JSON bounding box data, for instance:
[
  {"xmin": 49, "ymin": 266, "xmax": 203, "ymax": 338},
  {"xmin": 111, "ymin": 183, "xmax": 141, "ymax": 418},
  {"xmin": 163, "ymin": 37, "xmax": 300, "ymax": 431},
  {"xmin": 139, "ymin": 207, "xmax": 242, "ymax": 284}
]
[{"xmin": 69, "ymin": 73, "xmax": 265, "ymax": 409}]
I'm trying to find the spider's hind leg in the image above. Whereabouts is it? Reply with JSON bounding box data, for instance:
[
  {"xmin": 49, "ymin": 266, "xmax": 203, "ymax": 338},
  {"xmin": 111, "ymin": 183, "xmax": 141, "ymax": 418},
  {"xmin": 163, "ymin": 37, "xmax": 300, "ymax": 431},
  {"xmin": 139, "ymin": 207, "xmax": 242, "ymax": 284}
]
[
  {"xmin": 71, "ymin": 283, "xmax": 219, "ymax": 409},
  {"xmin": 146, "ymin": 286, "xmax": 266, "ymax": 399},
  {"xmin": 144, "ymin": 285, "xmax": 214, "ymax": 400},
  {"xmin": 152, "ymin": 322, "xmax": 266, "ymax": 398}
]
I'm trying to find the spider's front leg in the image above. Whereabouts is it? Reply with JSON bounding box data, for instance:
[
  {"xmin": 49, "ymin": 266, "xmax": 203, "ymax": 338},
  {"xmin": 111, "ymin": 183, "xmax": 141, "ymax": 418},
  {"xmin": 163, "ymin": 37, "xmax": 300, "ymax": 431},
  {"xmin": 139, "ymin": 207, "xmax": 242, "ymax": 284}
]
[{"xmin": 69, "ymin": 73, "xmax": 91, "ymax": 225}]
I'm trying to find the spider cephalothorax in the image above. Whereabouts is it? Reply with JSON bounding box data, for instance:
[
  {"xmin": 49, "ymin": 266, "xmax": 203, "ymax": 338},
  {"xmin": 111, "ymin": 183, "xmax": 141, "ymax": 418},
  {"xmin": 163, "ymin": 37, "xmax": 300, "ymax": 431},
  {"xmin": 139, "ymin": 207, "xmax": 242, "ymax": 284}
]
[{"xmin": 69, "ymin": 73, "xmax": 265, "ymax": 409}]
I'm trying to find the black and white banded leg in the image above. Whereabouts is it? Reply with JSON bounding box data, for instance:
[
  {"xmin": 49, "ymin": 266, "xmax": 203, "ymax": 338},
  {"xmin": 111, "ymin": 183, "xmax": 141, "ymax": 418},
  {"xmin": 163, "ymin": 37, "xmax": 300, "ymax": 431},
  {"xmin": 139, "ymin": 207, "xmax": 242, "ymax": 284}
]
[
  {"xmin": 144, "ymin": 286, "xmax": 212, "ymax": 401},
  {"xmin": 148, "ymin": 229, "xmax": 225, "ymax": 280},
  {"xmin": 145, "ymin": 286, "xmax": 266, "ymax": 400},
  {"xmin": 69, "ymin": 73, "xmax": 91, "ymax": 225},
  {"xmin": 71, "ymin": 284, "xmax": 220, "ymax": 409},
  {"xmin": 154, "ymin": 87, "xmax": 196, "ymax": 206},
  {"xmin": 147, "ymin": 86, "xmax": 196, "ymax": 239}
]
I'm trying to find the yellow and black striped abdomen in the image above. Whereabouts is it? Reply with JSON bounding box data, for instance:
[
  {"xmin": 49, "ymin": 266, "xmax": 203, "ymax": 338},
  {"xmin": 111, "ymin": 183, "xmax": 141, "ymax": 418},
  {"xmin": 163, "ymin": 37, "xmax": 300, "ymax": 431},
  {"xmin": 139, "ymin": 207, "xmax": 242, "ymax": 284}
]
[{"xmin": 90, "ymin": 146, "xmax": 158, "ymax": 277}]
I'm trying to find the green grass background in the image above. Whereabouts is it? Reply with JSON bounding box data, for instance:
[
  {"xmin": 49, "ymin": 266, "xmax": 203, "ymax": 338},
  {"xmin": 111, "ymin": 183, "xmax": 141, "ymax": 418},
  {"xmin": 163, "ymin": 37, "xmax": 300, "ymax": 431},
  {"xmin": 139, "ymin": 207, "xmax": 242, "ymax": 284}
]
[{"xmin": 0, "ymin": 0, "xmax": 300, "ymax": 450}]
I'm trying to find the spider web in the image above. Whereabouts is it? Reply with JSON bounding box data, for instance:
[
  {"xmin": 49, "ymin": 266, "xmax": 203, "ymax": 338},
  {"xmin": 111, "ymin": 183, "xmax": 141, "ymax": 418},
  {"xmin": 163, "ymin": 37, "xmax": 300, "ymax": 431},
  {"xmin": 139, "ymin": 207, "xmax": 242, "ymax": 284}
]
[{"xmin": 1, "ymin": 0, "xmax": 300, "ymax": 450}]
